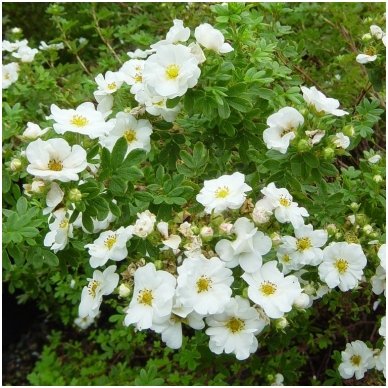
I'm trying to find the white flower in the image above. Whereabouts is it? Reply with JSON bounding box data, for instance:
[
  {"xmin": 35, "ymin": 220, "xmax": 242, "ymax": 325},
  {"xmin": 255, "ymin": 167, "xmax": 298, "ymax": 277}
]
[
  {"xmin": 79, "ymin": 265, "xmax": 119, "ymax": 318},
  {"xmin": 73, "ymin": 208, "xmax": 117, "ymax": 234},
  {"xmin": 333, "ymin": 132, "xmax": 350, "ymax": 149},
  {"xmin": 263, "ymin": 107, "xmax": 304, "ymax": 154},
  {"xmin": 379, "ymin": 316, "xmax": 386, "ymax": 340},
  {"xmin": 43, "ymin": 182, "xmax": 64, "ymax": 215},
  {"xmin": 301, "ymin": 86, "xmax": 348, "ymax": 116},
  {"xmin": 370, "ymin": 25, "xmax": 384, "ymax": 39},
  {"xmin": 142, "ymin": 44, "xmax": 201, "ymax": 99},
  {"xmin": 176, "ymin": 255, "xmax": 233, "ymax": 315},
  {"xmin": 305, "ymin": 129, "xmax": 325, "ymax": 145},
  {"xmin": 178, "ymin": 221, "xmax": 194, "ymax": 237},
  {"xmin": 127, "ymin": 48, "xmax": 154, "ymax": 59},
  {"xmin": 194, "ymin": 23, "xmax": 233, "ymax": 54},
  {"xmin": 124, "ymin": 263, "xmax": 176, "ymax": 330},
  {"xmin": 85, "ymin": 226, "xmax": 132, "ymax": 268},
  {"xmin": 118, "ymin": 283, "xmax": 131, "ymax": 298},
  {"xmin": 242, "ymin": 260, "xmax": 302, "ymax": 319},
  {"xmin": 151, "ymin": 298, "xmax": 204, "ymax": 349},
  {"xmin": 2, "ymin": 62, "xmax": 19, "ymax": 89},
  {"xmin": 371, "ymin": 265, "xmax": 386, "ymax": 295},
  {"xmin": 12, "ymin": 45, "xmax": 38, "ymax": 62},
  {"xmin": 22, "ymin": 122, "xmax": 50, "ymax": 139},
  {"xmin": 276, "ymin": 245, "xmax": 304, "ymax": 274},
  {"xmin": 131, "ymin": 210, "xmax": 156, "ymax": 238},
  {"xmin": 26, "ymin": 138, "xmax": 87, "ymax": 182},
  {"xmin": 356, "ymin": 53, "xmax": 378, "ymax": 64},
  {"xmin": 188, "ymin": 42, "xmax": 206, "ymax": 64},
  {"xmin": 151, "ymin": 19, "xmax": 191, "ymax": 49},
  {"xmin": 280, "ymin": 224, "xmax": 328, "ymax": 266},
  {"xmin": 215, "ymin": 217, "xmax": 272, "ymax": 272},
  {"xmin": 95, "ymin": 93, "xmax": 114, "ymax": 116},
  {"xmin": 43, "ymin": 208, "xmax": 73, "ymax": 252},
  {"xmin": 134, "ymin": 88, "xmax": 181, "ymax": 122},
  {"xmin": 74, "ymin": 315, "xmax": 95, "ymax": 330},
  {"xmin": 196, "ymin": 172, "xmax": 252, "ymax": 214},
  {"xmin": 271, "ymin": 373, "xmax": 284, "ymax": 386},
  {"xmin": 375, "ymin": 346, "xmax": 386, "ymax": 378},
  {"xmin": 157, "ymin": 221, "xmax": 169, "ymax": 239},
  {"xmin": 368, "ymin": 154, "xmax": 381, "ymax": 164},
  {"xmin": 23, "ymin": 179, "xmax": 45, "ymax": 196},
  {"xmin": 2, "ymin": 39, "xmax": 28, "ymax": 52},
  {"xmin": 119, "ymin": 59, "xmax": 145, "ymax": 94},
  {"xmin": 206, "ymin": 296, "xmax": 267, "ymax": 360},
  {"xmin": 94, "ymin": 71, "xmax": 124, "ymax": 96},
  {"xmin": 99, "ymin": 112, "xmax": 152, "ymax": 154},
  {"xmin": 163, "ymin": 234, "xmax": 182, "ymax": 251},
  {"xmin": 338, "ymin": 340, "xmax": 375, "ymax": 380},
  {"xmin": 378, "ymin": 244, "xmax": 386, "ymax": 271},
  {"xmin": 318, "ymin": 242, "xmax": 367, "ymax": 291},
  {"xmin": 183, "ymin": 235, "xmax": 202, "ymax": 254},
  {"xmin": 39, "ymin": 41, "xmax": 64, "ymax": 50},
  {"xmin": 252, "ymin": 199, "xmax": 273, "ymax": 224},
  {"xmin": 261, "ymin": 182, "xmax": 309, "ymax": 228},
  {"xmin": 48, "ymin": 102, "xmax": 115, "ymax": 139}
]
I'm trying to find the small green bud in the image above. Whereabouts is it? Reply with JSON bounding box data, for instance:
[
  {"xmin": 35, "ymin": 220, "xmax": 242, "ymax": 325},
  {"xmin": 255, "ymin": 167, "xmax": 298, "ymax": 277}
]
[
  {"xmin": 297, "ymin": 139, "xmax": 311, "ymax": 152},
  {"xmin": 369, "ymin": 232, "xmax": 379, "ymax": 239},
  {"xmin": 68, "ymin": 188, "xmax": 82, "ymax": 202},
  {"xmin": 335, "ymin": 232, "xmax": 343, "ymax": 240},
  {"xmin": 373, "ymin": 175, "xmax": 383, "ymax": 183},
  {"xmin": 362, "ymin": 33, "xmax": 372, "ymax": 41},
  {"xmin": 10, "ymin": 158, "xmax": 22, "ymax": 171},
  {"xmin": 342, "ymin": 125, "xmax": 355, "ymax": 137},
  {"xmin": 275, "ymin": 317, "xmax": 288, "ymax": 330},
  {"xmin": 350, "ymin": 202, "xmax": 360, "ymax": 211},
  {"xmin": 118, "ymin": 283, "xmax": 131, "ymax": 298},
  {"xmin": 191, "ymin": 225, "xmax": 200, "ymax": 235},
  {"xmin": 326, "ymin": 224, "xmax": 337, "ymax": 235},
  {"xmin": 323, "ymin": 147, "xmax": 335, "ymax": 160},
  {"xmin": 355, "ymin": 213, "xmax": 368, "ymax": 226},
  {"xmin": 362, "ymin": 224, "xmax": 373, "ymax": 235},
  {"xmin": 242, "ymin": 287, "xmax": 249, "ymax": 299},
  {"xmin": 154, "ymin": 260, "xmax": 163, "ymax": 270}
]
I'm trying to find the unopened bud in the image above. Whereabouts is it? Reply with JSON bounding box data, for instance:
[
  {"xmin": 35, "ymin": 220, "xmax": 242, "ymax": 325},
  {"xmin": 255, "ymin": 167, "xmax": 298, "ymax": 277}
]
[
  {"xmin": 68, "ymin": 188, "xmax": 82, "ymax": 202},
  {"xmin": 154, "ymin": 260, "xmax": 163, "ymax": 270},
  {"xmin": 270, "ymin": 232, "xmax": 281, "ymax": 246},
  {"xmin": 242, "ymin": 287, "xmax": 249, "ymax": 299},
  {"xmin": 304, "ymin": 283, "xmax": 316, "ymax": 296},
  {"xmin": 10, "ymin": 158, "xmax": 22, "ymax": 171},
  {"xmin": 219, "ymin": 222, "xmax": 233, "ymax": 235},
  {"xmin": 362, "ymin": 33, "xmax": 372, "ymax": 41},
  {"xmin": 297, "ymin": 139, "xmax": 311, "ymax": 152},
  {"xmin": 335, "ymin": 232, "xmax": 343, "ymax": 240},
  {"xmin": 343, "ymin": 125, "xmax": 355, "ymax": 137},
  {"xmin": 275, "ymin": 317, "xmax": 288, "ymax": 330},
  {"xmin": 326, "ymin": 224, "xmax": 337, "ymax": 235},
  {"xmin": 191, "ymin": 225, "xmax": 200, "ymax": 235},
  {"xmin": 200, "ymin": 226, "xmax": 214, "ymax": 240},
  {"xmin": 293, "ymin": 293, "xmax": 311, "ymax": 309},
  {"xmin": 252, "ymin": 204, "xmax": 272, "ymax": 224},
  {"xmin": 355, "ymin": 213, "xmax": 368, "ymax": 226},
  {"xmin": 350, "ymin": 202, "xmax": 360, "ymax": 211},
  {"xmin": 373, "ymin": 174, "xmax": 383, "ymax": 183},
  {"xmin": 362, "ymin": 224, "xmax": 373, "ymax": 235},
  {"xmin": 323, "ymin": 147, "xmax": 335, "ymax": 160},
  {"xmin": 118, "ymin": 283, "xmax": 131, "ymax": 298}
]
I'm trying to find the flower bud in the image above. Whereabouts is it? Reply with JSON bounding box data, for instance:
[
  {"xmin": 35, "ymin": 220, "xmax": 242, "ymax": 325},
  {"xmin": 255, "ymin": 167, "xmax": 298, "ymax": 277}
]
[
  {"xmin": 326, "ymin": 224, "xmax": 337, "ymax": 235},
  {"xmin": 303, "ymin": 283, "xmax": 316, "ymax": 296},
  {"xmin": 200, "ymin": 226, "xmax": 214, "ymax": 240},
  {"xmin": 323, "ymin": 147, "xmax": 335, "ymax": 160},
  {"xmin": 70, "ymin": 279, "xmax": 76, "ymax": 289},
  {"xmin": 335, "ymin": 232, "xmax": 343, "ymax": 240},
  {"xmin": 10, "ymin": 158, "xmax": 22, "ymax": 171},
  {"xmin": 154, "ymin": 260, "xmax": 163, "ymax": 270},
  {"xmin": 11, "ymin": 27, "xmax": 22, "ymax": 34},
  {"xmin": 350, "ymin": 202, "xmax": 360, "ymax": 211},
  {"xmin": 191, "ymin": 225, "xmax": 200, "ymax": 235},
  {"xmin": 362, "ymin": 224, "xmax": 373, "ymax": 235},
  {"xmin": 274, "ymin": 317, "xmax": 288, "ymax": 330},
  {"xmin": 270, "ymin": 232, "xmax": 281, "ymax": 246},
  {"xmin": 342, "ymin": 125, "xmax": 355, "ymax": 137},
  {"xmin": 369, "ymin": 232, "xmax": 379, "ymax": 239},
  {"xmin": 242, "ymin": 287, "xmax": 249, "ymax": 299},
  {"xmin": 219, "ymin": 222, "xmax": 233, "ymax": 235},
  {"xmin": 118, "ymin": 283, "xmax": 131, "ymax": 298},
  {"xmin": 373, "ymin": 174, "xmax": 383, "ymax": 183},
  {"xmin": 293, "ymin": 293, "xmax": 311, "ymax": 309},
  {"xmin": 297, "ymin": 139, "xmax": 311, "ymax": 152},
  {"xmin": 362, "ymin": 33, "xmax": 372, "ymax": 41},
  {"xmin": 68, "ymin": 188, "xmax": 82, "ymax": 202},
  {"xmin": 355, "ymin": 213, "xmax": 368, "ymax": 226},
  {"xmin": 252, "ymin": 204, "xmax": 272, "ymax": 224}
]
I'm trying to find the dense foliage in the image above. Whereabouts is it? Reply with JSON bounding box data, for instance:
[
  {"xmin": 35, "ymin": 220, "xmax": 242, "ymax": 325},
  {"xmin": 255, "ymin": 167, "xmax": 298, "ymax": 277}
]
[{"xmin": 2, "ymin": 2, "xmax": 386, "ymax": 386}]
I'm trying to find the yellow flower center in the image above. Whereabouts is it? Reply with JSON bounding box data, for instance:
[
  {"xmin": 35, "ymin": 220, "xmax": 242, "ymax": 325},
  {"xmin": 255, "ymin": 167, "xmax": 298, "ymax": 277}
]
[
  {"xmin": 165, "ymin": 64, "xmax": 180, "ymax": 80},
  {"xmin": 215, "ymin": 186, "xmax": 230, "ymax": 199},
  {"xmin": 350, "ymin": 354, "xmax": 361, "ymax": 366},
  {"xmin": 282, "ymin": 254, "xmax": 291, "ymax": 263},
  {"xmin": 88, "ymin": 280, "xmax": 101, "ymax": 298},
  {"xmin": 280, "ymin": 126, "xmax": 294, "ymax": 137},
  {"xmin": 137, "ymin": 288, "xmax": 154, "ymax": 306},
  {"xmin": 59, "ymin": 218, "xmax": 69, "ymax": 229},
  {"xmin": 104, "ymin": 235, "xmax": 117, "ymax": 250},
  {"xmin": 107, "ymin": 82, "xmax": 117, "ymax": 90},
  {"xmin": 364, "ymin": 46, "xmax": 377, "ymax": 56},
  {"xmin": 296, "ymin": 237, "xmax": 312, "ymax": 252},
  {"xmin": 334, "ymin": 258, "xmax": 349, "ymax": 274},
  {"xmin": 134, "ymin": 74, "xmax": 143, "ymax": 83},
  {"xmin": 226, "ymin": 317, "xmax": 245, "ymax": 334},
  {"xmin": 4, "ymin": 73, "xmax": 10, "ymax": 80},
  {"xmin": 48, "ymin": 159, "xmax": 63, "ymax": 171},
  {"xmin": 70, "ymin": 115, "xmax": 89, "ymax": 127},
  {"xmin": 196, "ymin": 276, "xmax": 212, "ymax": 293},
  {"xmin": 259, "ymin": 281, "xmax": 277, "ymax": 296},
  {"xmin": 124, "ymin": 129, "xmax": 137, "ymax": 144},
  {"xmin": 279, "ymin": 196, "xmax": 291, "ymax": 207}
]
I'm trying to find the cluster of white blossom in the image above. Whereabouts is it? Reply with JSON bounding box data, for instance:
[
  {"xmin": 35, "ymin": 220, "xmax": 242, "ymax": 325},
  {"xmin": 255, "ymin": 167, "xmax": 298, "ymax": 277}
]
[
  {"xmin": 357, "ymin": 23, "xmax": 386, "ymax": 64},
  {"xmin": 263, "ymin": 86, "xmax": 349, "ymax": 155}
]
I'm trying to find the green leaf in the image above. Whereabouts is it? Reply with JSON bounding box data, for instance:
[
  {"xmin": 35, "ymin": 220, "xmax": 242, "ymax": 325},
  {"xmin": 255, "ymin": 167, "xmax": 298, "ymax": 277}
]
[
  {"xmin": 110, "ymin": 137, "xmax": 128, "ymax": 169},
  {"xmin": 41, "ymin": 249, "xmax": 59, "ymax": 267},
  {"xmin": 217, "ymin": 100, "xmax": 231, "ymax": 119},
  {"xmin": 303, "ymin": 153, "xmax": 319, "ymax": 168},
  {"xmin": 109, "ymin": 176, "xmax": 128, "ymax": 196},
  {"xmin": 122, "ymin": 148, "xmax": 146, "ymax": 167},
  {"xmin": 166, "ymin": 96, "xmax": 181, "ymax": 108},
  {"xmin": 16, "ymin": 197, "xmax": 28, "ymax": 215},
  {"xmin": 82, "ymin": 213, "xmax": 94, "ymax": 233},
  {"xmin": 134, "ymin": 191, "xmax": 154, "ymax": 202}
]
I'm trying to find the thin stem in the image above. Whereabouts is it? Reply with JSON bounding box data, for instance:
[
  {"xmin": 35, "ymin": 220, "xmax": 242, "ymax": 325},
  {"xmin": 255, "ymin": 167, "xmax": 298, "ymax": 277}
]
[{"xmin": 91, "ymin": 4, "xmax": 123, "ymax": 65}]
